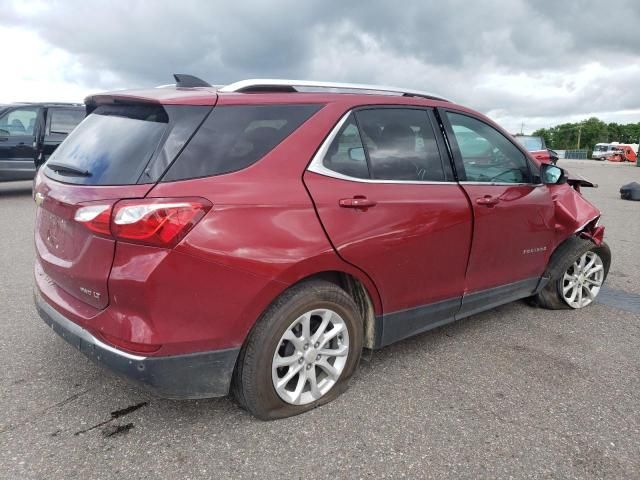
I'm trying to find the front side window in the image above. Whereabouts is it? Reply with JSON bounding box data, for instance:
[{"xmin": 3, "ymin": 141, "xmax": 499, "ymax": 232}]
[
  {"xmin": 356, "ymin": 108, "xmax": 445, "ymax": 181},
  {"xmin": 447, "ymin": 112, "xmax": 531, "ymax": 184},
  {"xmin": 0, "ymin": 107, "xmax": 39, "ymax": 136}
]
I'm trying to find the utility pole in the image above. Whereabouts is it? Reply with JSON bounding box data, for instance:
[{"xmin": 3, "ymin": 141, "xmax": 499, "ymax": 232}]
[
  {"xmin": 520, "ymin": 122, "xmax": 524, "ymax": 135},
  {"xmin": 577, "ymin": 123, "xmax": 582, "ymax": 150}
]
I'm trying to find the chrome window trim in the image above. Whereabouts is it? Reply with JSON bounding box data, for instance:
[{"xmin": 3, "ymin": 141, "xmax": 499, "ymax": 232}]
[
  {"xmin": 458, "ymin": 181, "xmax": 543, "ymax": 187},
  {"xmin": 306, "ymin": 110, "xmax": 458, "ymax": 185},
  {"xmin": 220, "ymin": 79, "xmax": 451, "ymax": 102}
]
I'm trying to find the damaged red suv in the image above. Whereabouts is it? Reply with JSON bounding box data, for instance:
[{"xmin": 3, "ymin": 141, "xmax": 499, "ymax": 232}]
[{"xmin": 34, "ymin": 75, "xmax": 610, "ymax": 419}]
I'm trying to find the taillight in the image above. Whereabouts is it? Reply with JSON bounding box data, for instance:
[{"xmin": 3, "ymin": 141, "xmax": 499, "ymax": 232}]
[
  {"xmin": 112, "ymin": 198, "xmax": 211, "ymax": 247},
  {"xmin": 74, "ymin": 204, "xmax": 113, "ymax": 235},
  {"xmin": 73, "ymin": 198, "xmax": 211, "ymax": 248}
]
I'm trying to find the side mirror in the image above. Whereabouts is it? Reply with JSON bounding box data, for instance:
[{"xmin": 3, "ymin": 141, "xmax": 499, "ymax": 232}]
[
  {"xmin": 540, "ymin": 163, "xmax": 567, "ymax": 185},
  {"xmin": 348, "ymin": 147, "xmax": 366, "ymax": 162}
]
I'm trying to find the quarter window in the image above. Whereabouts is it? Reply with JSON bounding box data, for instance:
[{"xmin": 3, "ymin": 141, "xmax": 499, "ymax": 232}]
[
  {"xmin": 446, "ymin": 112, "xmax": 531, "ymax": 184},
  {"xmin": 164, "ymin": 104, "xmax": 321, "ymax": 181},
  {"xmin": 355, "ymin": 108, "xmax": 445, "ymax": 181}
]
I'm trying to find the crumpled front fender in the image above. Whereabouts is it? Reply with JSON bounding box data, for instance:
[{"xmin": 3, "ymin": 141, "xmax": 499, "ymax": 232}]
[{"xmin": 550, "ymin": 184, "xmax": 603, "ymax": 245}]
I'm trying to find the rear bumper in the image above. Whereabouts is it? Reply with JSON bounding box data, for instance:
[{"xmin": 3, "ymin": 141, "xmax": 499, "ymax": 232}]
[{"xmin": 34, "ymin": 290, "xmax": 240, "ymax": 399}]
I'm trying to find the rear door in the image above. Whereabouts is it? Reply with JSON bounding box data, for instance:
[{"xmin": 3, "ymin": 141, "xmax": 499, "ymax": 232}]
[
  {"xmin": 304, "ymin": 107, "xmax": 473, "ymax": 345},
  {"xmin": 0, "ymin": 106, "xmax": 39, "ymax": 181},
  {"xmin": 441, "ymin": 110, "xmax": 555, "ymax": 314},
  {"xmin": 38, "ymin": 107, "xmax": 85, "ymax": 167}
]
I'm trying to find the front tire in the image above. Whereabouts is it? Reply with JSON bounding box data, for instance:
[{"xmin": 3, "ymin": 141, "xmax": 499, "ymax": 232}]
[
  {"xmin": 232, "ymin": 280, "xmax": 363, "ymax": 420},
  {"xmin": 533, "ymin": 238, "xmax": 611, "ymax": 309}
]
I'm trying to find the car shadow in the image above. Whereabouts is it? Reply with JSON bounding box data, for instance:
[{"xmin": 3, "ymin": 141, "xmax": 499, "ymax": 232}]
[{"xmin": 27, "ymin": 299, "xmax": 536, "ymax": 432}]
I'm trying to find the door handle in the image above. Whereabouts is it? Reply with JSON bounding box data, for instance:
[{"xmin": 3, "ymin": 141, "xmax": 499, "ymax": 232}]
[
  {"xmin": 339, "ymin": 196, "xmax": 377, "ymax": 209},
  {"xmin": 476, "ymin": 195, "xmax": 499, "ymax": 207}
]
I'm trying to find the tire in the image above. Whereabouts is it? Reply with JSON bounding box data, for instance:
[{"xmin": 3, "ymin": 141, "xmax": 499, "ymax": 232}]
[
  {"xmin": 532, "ymin": 237, "xmax": 611, "ymax": 310},
  {"xmin": 231, "ymin": 280, "xmax": 363, "ymax": 420}
]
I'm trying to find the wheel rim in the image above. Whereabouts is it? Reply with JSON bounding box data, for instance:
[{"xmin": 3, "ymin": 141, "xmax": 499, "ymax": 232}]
[
  {"xmin": 271, "ymin": 308, "xmax": 350, "ymax": 405},
  {"xmin": 561, "ymin": 250, "xmax": 604, "ymax": 308}
]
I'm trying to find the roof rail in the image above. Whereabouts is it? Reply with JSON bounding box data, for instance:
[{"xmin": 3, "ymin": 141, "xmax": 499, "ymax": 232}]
[{"xmin": 218, "ymin": 79, "xmax": 450, "ymax": 102}]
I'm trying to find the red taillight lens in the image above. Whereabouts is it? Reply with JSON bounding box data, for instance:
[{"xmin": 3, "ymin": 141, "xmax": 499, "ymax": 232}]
[
  {"xmin": 74, "ymin": 198, "xmax": 211, "ymax": 248},
  {"xmin": 112, "ymin": 198, "xmax": 212, "ymax": 247}
]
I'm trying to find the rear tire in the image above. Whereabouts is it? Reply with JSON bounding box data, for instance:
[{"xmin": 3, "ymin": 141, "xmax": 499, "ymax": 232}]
[
  {"xmin": 532, "ymin": 237, "xmax": 611, "ymax": 310},
  {"xmin": 231, "ymin": 280, "xmax": 363, "ymax": 420}
]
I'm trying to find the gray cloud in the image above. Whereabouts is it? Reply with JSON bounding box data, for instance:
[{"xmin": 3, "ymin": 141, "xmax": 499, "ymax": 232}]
[{"xmin": 2, "ymin": 0, "xmax": 640, "ymax": 131}]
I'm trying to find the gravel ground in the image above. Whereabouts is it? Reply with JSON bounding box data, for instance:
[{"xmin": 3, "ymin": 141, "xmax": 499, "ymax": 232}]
[{"xmin": 0, "ymin": 161, "xmax": 639, "ymax": 479}]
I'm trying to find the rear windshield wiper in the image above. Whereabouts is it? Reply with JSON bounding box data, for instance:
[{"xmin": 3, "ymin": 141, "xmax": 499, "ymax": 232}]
[{"xmin": 46, "ymin": 162, "xmax": 92, "ymax": 177}]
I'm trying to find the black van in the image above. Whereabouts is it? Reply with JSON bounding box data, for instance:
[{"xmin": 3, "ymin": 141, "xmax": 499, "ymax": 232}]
[{"xmin": 0, "ymin": 103, "xmax": 85, "ymax": 181}]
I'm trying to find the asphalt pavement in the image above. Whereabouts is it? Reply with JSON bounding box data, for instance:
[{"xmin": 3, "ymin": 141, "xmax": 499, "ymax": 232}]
[{"xmin": 0, "ymin": 160, "xmax": 639, "ymax": 479}]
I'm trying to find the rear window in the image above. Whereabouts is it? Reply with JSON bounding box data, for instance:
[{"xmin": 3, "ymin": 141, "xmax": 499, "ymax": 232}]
[
  {"xmin": 163, "ymin": 104, "xmax": 322, "ymax": 181},
  {"xmin": 44, "ymin": 105, "xmax": 168, "ymax": 185},
  {"xmin": 48, "ymin": 108, "xmax": 85, "ymax": 135},
  {"xmin": 515, "ymin": 135, "xmax": 544, "ymax": 151}
]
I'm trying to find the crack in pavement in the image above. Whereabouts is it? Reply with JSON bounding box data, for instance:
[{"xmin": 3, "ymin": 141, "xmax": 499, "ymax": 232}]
[{"xmin": 0, "ymin": 387, "xmax": 95, "ymax": 435}]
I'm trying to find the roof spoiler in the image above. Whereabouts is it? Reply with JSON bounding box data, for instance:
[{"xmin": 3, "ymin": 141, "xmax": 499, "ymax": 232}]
[{"xmin": 173, "ymin": 74, "xmax": 212, "ymax": 88}]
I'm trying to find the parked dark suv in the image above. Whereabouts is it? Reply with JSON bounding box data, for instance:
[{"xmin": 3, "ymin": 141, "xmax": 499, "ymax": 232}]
[
  {"xmin": 0, "ymin": 102, "xmax": 84, "ymax": 181},
  {"xmin": 34, "ymin": 76, "xmax": 610, "ymax": 420}
]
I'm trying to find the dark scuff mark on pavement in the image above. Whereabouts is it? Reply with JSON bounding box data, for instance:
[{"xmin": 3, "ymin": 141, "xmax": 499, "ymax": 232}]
[
  {"xmin": 102, "ymin": 423, "xmax": 134, "ymax": 438},
  {"xmin": 74, "ymin": 401, "xmax": 148, "ymax": 436}
]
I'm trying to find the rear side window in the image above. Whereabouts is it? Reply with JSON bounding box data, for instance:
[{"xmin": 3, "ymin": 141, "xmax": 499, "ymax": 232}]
[
  {"xmin": 355, "ymin": 108, "xmax": 445, "ymax": 181},
  {"xmin": 48, "ymin": 108, "xmax": 85, "ymax": 135},
  {"xmin": 322, "ymin": 114, "xmax": 369, "ymax": 179},
  {"xmin": 163, "ymin": 104, "xmax": 321, "ymax": 181},
  {"xmin": 44, "ymin": 105, "xmax": 168, "ymax": 185}
]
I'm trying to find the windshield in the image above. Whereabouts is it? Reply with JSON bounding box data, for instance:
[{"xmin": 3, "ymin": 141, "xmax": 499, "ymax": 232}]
[
  {"xmin": 594, "ymin": 144, "xmax": 608, "ymax": 152},
  {"xmin": 44, "ymin": 105, "xmax": 168, "ymax": 185},
  {"xmin": 515, "ymin": 136, "xmax": 544, "ymax": 151}
]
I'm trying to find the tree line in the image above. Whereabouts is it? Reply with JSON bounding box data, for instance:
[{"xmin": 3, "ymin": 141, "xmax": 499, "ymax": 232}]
[{"xmin": 532, "ymin": 117, "xmax": 640, "ymax": 151}]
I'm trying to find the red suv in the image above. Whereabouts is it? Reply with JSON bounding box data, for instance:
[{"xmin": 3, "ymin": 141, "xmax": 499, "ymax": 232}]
[{"xmin": 34, "ymin": 75, "xmax": 610, "ymax": 419}]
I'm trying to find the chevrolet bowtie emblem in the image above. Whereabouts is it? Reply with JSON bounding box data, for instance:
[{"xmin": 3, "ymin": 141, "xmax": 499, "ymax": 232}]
[{"xmin": 34, "ymin": 192, "xmax": 45, "ymax": 206}]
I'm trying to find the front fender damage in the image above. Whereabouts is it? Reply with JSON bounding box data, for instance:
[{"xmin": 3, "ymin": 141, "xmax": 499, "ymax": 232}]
[{"xmin": 551, "ymin": 184, "xmax": 604, "ymax": 246}]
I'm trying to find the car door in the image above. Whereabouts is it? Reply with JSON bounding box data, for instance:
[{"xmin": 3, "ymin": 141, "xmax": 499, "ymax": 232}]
[
  {"xmin": 304, "ymin": 107, "xmax": 473, "ymax": 346},
  {"xmin": 440, "ymin": 109, "xmax": 555, "ymax": 316},
  {"xmin": 38, "ymin": 107, "xmax": 86, "ymax": 167},
  {"xmin": 0, "ymin": 106, "xmax": 40, "ymax": 181}
]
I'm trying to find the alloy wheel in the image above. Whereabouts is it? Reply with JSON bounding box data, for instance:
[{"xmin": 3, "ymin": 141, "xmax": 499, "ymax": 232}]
[
  {"xmin": 561, "ymin": 250, "xmax": 604, "ymax": 308},
  {"xmin": 271, "ymin": 308, "xmax": 349, "ymax": 405}
]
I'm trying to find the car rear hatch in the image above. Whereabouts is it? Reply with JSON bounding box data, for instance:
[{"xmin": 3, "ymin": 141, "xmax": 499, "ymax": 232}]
[{"xmin": 34, "ymin": 95, "xmax": 214, "ymax": 310}]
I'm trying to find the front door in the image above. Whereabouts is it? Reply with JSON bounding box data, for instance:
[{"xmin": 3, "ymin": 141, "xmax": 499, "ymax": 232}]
[
  {"xmin": 304, "ymin": 107, "xmax": 473, "ymax": 345},
  {"xmin": 441, "ymin": 110, "xmax": 555, "ymax": 315},
  {"xmin": 0, "ymin": 106, "xmax": 39, "ymax": 181}
]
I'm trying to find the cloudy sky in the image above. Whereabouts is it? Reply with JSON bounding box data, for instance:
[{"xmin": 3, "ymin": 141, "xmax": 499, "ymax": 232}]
[{"xmin": 1, "ymin": 0, "xmax": 639, "ymax": 132}]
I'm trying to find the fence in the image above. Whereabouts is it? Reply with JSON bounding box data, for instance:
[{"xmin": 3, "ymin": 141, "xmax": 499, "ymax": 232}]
[{"xmin": 561, "ymin": 149, "xmax": 589, "ymax": 159}]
